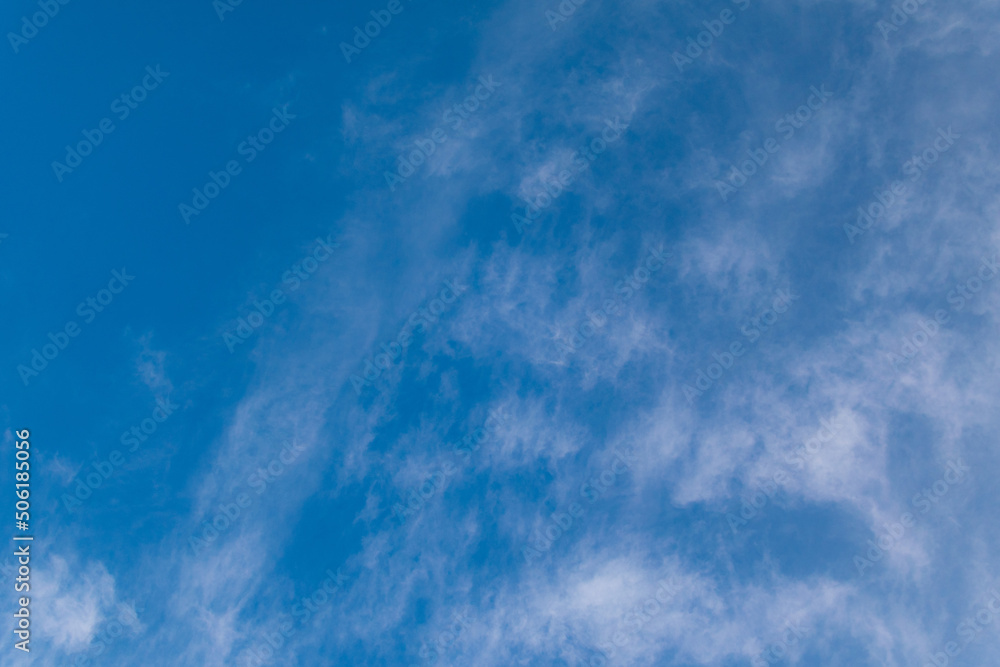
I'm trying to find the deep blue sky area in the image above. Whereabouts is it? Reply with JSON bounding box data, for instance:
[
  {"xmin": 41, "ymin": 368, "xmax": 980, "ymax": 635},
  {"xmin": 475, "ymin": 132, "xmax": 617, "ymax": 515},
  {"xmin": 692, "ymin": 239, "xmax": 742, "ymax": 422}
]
[{"xmin": 2, "ymin": 0, "xmax": 1000, "ymax": 665}]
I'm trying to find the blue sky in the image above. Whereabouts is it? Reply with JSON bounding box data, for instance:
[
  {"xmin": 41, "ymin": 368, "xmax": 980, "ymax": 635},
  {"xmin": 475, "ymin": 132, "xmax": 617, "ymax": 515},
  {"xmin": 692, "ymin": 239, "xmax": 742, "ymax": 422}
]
[{"xmin": 2, "ymin": 0, "xmax": 1000, "ymax": 665}]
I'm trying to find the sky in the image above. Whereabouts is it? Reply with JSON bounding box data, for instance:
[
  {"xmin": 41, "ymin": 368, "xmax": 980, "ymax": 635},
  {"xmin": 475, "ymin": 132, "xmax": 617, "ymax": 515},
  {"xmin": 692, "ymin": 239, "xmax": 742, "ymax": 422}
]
[{"xmin": 1, "ymin": 0, "xmax": 1000, "ymax": 665}]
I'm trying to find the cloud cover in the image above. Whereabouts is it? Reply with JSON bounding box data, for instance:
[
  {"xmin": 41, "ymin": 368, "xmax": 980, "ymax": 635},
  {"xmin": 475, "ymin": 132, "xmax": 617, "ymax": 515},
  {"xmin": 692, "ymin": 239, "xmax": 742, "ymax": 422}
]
[{"xmin": 2, "ymin": 0, "xmax": 1000, "ymax": 665}]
